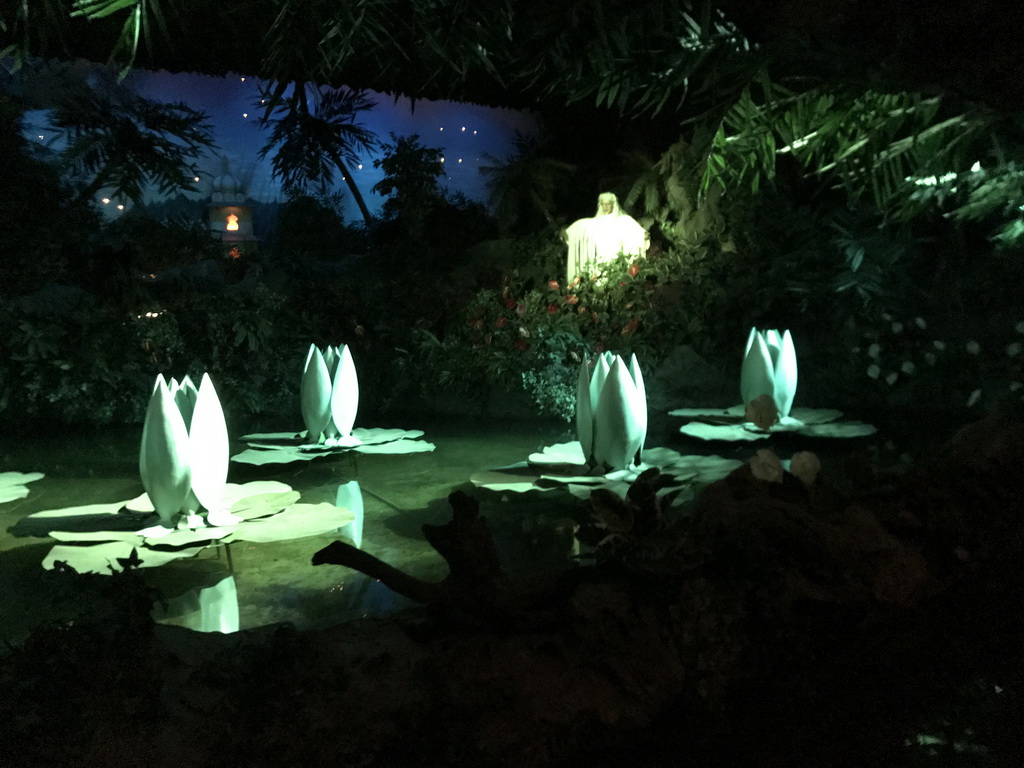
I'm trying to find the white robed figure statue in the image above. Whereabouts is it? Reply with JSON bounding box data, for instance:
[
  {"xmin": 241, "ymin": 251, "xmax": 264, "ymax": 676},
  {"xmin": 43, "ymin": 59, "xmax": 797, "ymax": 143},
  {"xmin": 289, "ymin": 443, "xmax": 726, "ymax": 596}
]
[{"xmin": 565, "ymin": 192, "xmax": 648, "ymax": 282}]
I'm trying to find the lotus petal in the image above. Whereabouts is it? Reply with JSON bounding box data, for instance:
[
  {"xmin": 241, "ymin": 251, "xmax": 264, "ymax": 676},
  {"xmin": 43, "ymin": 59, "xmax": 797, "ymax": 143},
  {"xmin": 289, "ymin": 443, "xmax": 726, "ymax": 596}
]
[
  {"xmin": 329, "ymin": 344, "xmax": 359, "ymax": 438},
  {"xmin": 140, "ymin": 377, "xmax": 193, "ymax": 525},
  {"xmin": 774, "ymin": 330, "xmax": 798, "ymax": 417},
  {"xmin": 173, "ymin": 374, "xmax": 199, "ymax": 430},
  {"xmin": 323, "ymin": 345, "xmax": 340, "ymax": 379},
  {"xmin": 763, "ymin": 329, "xmax": 782, "ymax": 370},
  {"xmin": 740, "ymin": 330, "xmax": 775, "ymax": 406},
  {"xmin": 300, "ymin": 344, "xmax": 332, "ymax": 443},
  {"xmin": 189, "ymin": 373, "xmax": 230, "ymax": 513},
  {"xmin": 0, "ymin": 471, "xmax": 44, "ymax": 504},
  {"xmin": 629, "ymin": 353, "xmax": 648, "ymax": 463},
  {"xmin": 575, "ymin": 357, "xmax": 594, "ymax": 461},
  {"xmin": 592, "ymin": 357, "xmax": 644, "ymax": 471}
]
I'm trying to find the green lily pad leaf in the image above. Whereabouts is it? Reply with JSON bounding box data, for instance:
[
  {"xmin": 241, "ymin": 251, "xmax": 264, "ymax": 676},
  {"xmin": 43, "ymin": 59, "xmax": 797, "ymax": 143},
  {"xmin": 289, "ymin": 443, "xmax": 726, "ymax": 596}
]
[
  {"xmin": 144, "ymin": 526, "xmax": 235, "ymax": 547},
  {"xmin": 42, "ymin": 541, "xmax": 206, "ymax": 574},
  {"xmin": 230, "ymin": 502, "xmax": 355, "ymax": 543},
  {"xmin": 352, "ymin": 427, "xmax": 425, "ymax": 443},
  {"xmin": 230, "ymin": 447, "xmax": 322, "ymax": 465},
  {"xmin": 668, "ymin": 405, "xmax": 746, "ymax": 419},
  {"xmin": 680, "ymin": 422, "xmax": 771, "ymax": 441},
  {"xmin": 222, "ymin": 481, "xmax": 294, "ymax": 508},
  {"xmin": 48, "ymin": 530, "xmax": 145, "ymax": 545},
  {"xmin": 470, "ymin": 465, "xmax": 549, "ymax": 493},
  {"xmin": 239, "ymin": 431, "xmax": 303, "ymax": 441},
  {"xmin": 352, "ymin": 438, "xmax": 436, "ymax": 454},
  {"xmin": 796, "ymin": 421, "xmax": 878, "ymax": 438},
  {"xmin": 528, "ymin": 441, "xmax": 588, "ymax": 467},
  {"xmin": 0, "ymin": 471, "xmax": 44, "ymax": 503},
  {"xmin": 786, "ymin": 407, "xmax": 844, "ymax": 424},
  {"xmin": 229, "ymin": 490, "xmax": 302, "ymax": 520}
]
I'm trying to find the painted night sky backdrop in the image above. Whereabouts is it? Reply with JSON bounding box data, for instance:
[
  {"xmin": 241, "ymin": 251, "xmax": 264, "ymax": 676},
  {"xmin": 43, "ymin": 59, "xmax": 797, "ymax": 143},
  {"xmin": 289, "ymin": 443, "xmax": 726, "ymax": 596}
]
[{"xmin": 27, "ymin": 67, "xmax": 539, "ymax": 220}]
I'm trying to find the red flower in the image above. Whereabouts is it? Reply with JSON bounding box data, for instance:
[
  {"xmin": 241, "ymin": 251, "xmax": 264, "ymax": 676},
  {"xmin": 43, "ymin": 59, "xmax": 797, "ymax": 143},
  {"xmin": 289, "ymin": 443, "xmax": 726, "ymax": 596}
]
[
  {"xmin": 566, "ymin": 295, "xmax": 579, "ymax": 305},
  {"xmin": 618, "ymin": 281, "xmax": 626, "ymax": 287},
  {"xmin": 591, "ymin": 312, "xmax": 600, "ymax": 323},
  {"xmin": 547, "ymin": 303, "xmax": 558, "ymax": 314},
  {"xmin": 514, "ymin": 339, "xmax": 530, "ymax": 351},
  {"xmin": 548, "ymin": 280, "xmax": 560, "ymax": 290},
  {"xmin": 628, "ymin": 263, "xmax": 640, "ymax": 278},
  {"xmin": 504, "ymin": 298, "xmax": 516, "ymax": 309},
  {"xmin": 496, "ymin": 316, "xmax": 508, "ymax": 328},
  {"xmin": 621, "ymin": 317, "xmax": 640, "ymax": 335}
]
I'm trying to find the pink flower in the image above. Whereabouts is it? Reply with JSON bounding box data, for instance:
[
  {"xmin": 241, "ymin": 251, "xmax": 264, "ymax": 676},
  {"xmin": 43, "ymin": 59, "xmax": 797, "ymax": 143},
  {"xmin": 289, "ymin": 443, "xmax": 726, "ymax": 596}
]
[
  {"xmin": 496, "ymin": 317, "xmax": 508, "ymax": 328},
  {"xmin": 547, "ymin": 304, "xmax": 558, "ymax": 314}
]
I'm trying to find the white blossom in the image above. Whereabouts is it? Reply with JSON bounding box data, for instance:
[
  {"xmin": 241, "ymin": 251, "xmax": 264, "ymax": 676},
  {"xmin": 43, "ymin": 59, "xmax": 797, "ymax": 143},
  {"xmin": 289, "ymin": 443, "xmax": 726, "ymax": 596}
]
[
  {"xmin": 966, "ymin": 340, "xmax": 981, "ymax": 355},
  {"xmin": 924, "ymin": 352, "xmax": 937, "ymax": 366},
  {"xmin": 1015, "ymin": 321, "xmax": 1024, "ymax": 334},
  {"xmin": 885, "ymin": 372, "xmax": 898, "ymax": 385},
  {"xmin": 1006, "ymin": 342, "xmax": 1022, "ymax": 358},
  {"xmin": 967, "ymin": 388, "xmax": 982, "ymax": 407},
  {"xmin": 1010, "ymin": 381, "xmax": 1023, "ymax": 392},
  {"xmin": 914, "ymin": 317, "xmax": 927, "ymax": 329},
  {"xmin": 868, "ymin": 343, "xmax": 881, "ymax": 359},
  {"xmin": 933, "ymin": 340, "xmax": 946, "ymax": 351},
  {"xmin": 900, "ymin": 361, "xmax": 916, "ymax": 375},
  {"xmin": 867, "ymin": 364, "xmax": 881, "ymax": 379},
  {"xmin": 891, "ymin": 322, "xmax": 904, "ymax": 334}
]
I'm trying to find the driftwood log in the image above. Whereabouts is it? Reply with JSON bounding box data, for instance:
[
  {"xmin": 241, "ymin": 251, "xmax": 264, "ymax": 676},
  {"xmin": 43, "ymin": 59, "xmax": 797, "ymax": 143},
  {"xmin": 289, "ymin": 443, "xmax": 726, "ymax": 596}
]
[{"xmin": 312, "ymin": 490, "xmax": 578, "ymax": 629}]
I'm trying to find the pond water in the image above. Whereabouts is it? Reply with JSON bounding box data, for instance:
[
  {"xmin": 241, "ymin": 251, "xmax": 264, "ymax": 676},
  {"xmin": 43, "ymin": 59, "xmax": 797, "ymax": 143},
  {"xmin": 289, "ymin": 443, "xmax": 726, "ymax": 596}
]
[{"xmin": 0, "ymin": 410, "xmax": 916, "ymax": 644}]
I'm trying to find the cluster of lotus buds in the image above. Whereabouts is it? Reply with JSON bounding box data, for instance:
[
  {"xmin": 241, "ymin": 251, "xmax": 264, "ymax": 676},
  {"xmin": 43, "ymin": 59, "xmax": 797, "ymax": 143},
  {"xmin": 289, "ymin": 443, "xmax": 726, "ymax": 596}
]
[
  {"xmin": 300, "ymin": 344, "xmax": 359, "ymax": 446},
  {"xmin": 741, "ymin": 327, "xmax": 798, "ymax": 420},
  {"xmin": 576, "ymin": 352, "xmax": 648, "ymax": 471},
  {"xmin": 140, "ymin": 373, "xmax": 231, "ymax": 527}
]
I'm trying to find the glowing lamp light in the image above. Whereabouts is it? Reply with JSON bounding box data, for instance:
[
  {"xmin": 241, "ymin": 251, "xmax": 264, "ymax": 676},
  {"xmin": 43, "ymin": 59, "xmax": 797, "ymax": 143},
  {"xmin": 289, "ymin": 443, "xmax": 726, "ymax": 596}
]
[
  {"xmin": 102, "ymin": 198, "xmax": 110, "ymax": 204},
  {"xmin": 117, "ymin": 204, "xmax": 124, "ymax": 210},
  {"xmin": 225, "ymin": 213, "xmax": 239, "ymax": 231}
]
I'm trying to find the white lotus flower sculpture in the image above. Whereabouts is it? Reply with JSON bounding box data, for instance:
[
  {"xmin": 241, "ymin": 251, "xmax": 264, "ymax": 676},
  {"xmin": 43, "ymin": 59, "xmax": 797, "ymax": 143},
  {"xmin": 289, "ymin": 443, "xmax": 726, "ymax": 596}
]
[
  {"xmin": 140, "ymin": 373, "xmax": 237, "ymax": 528},
  {"xmin": 576, "ymin": 352, "xmax": 648, "ymax": 471},
  {"xmin": 671, "ymin": 327, "xmax": 876, "ymax": 441},
  {"xmin": 301, "ymin": 343, "xmax": 360, "ymax": 446},
  {"xmin": 741, "ymin": 327, "xmax": 798, "ymax": 418}
]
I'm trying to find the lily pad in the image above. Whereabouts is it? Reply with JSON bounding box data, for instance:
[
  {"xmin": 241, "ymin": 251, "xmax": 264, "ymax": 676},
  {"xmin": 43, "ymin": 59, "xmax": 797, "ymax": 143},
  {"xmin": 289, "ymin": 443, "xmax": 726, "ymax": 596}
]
[
  {"xmin": 42, "ymin": 541, "xmax": 208, "ymax": 574},
  {"xmin": 232, "ymin": 427, "xmax": 435, "ymax": 465},
  {"xmin": 0, "ymin": 471, "xmax": 44, "ymax": 504},
  {"xmin": 19, "ymin": 479, "xmax": 344, "ymax": 574},
  {"xmin": 472, "ymin": 441, "xmax": 742, "ymax": 502},
  {"xmin": 674, "ymin": 403, "xmax": 876, "ymax": 441},
  {"xmin": 230, "ymin": 502, "xmax": 355, "ymax": 544}
]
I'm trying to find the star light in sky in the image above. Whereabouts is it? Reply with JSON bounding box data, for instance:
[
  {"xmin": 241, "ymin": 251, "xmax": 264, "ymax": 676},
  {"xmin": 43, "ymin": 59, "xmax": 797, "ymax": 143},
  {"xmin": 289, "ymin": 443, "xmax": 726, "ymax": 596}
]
[{"xmin": 125, "ymin": 69, "xmax": 539, "ymax": 219}]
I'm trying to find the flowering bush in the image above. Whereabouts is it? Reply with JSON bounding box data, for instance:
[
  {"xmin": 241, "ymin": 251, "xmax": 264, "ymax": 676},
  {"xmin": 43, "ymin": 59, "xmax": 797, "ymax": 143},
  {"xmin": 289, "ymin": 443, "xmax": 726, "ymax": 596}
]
[{"xmin": 853, "ymin": 312, "xmax": 1024, "ymax": 411}]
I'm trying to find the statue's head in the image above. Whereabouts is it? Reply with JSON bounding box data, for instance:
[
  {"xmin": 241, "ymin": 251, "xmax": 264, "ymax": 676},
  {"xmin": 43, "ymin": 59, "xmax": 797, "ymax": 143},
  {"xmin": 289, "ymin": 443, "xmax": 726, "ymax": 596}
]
[{"xmin": 596, "ymin": 192, "xmax": 619, "ymax": 217}]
